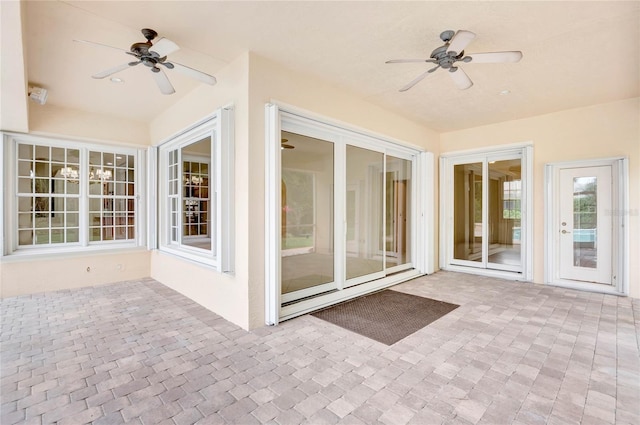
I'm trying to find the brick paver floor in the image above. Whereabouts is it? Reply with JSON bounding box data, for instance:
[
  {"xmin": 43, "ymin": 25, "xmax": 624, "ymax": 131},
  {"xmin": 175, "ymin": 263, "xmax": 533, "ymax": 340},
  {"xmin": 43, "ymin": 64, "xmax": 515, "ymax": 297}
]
[{"xmin": 1, "ymin": 271, "xmax": 639, "ymax": 424}]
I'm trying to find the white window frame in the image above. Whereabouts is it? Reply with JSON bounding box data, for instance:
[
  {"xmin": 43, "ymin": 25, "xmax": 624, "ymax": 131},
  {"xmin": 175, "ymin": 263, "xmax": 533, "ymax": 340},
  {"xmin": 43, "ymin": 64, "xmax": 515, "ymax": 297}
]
[
  {"xmin": 157, "ymin": 108, "xmax": 234, "ymax": 272},
  {"xmin": 439, "ymin": 143, "xmax": 534, "ymax": 281},
  {"xmin": 2, "ymin": 132, "xmax": 146, "ymax": 256}
]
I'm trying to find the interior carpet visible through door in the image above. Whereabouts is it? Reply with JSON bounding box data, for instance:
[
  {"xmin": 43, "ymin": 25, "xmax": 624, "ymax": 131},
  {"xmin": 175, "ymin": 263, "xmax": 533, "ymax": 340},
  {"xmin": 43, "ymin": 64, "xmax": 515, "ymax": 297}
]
[{"xmin": 311, "ymin": 289, "xmax": 459, "ymax": 345}]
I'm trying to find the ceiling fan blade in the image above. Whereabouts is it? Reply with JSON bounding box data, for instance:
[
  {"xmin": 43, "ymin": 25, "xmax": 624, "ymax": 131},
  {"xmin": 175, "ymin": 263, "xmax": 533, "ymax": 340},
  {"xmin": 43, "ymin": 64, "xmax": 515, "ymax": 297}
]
[
  {"xmin": 92, "ymin": 62, "xmax": 132, "ymax": 79},
  {"xmin": 449, "ymin": 67, "xmax": 473, "ymax": 90},
  {"xmin": 386, "ymin": 59, "xmax": 437, "ymax": 64},
  {"xmin": 73, "ymin": 39, "xmax": 127, "ymax": 53},
  {"xmin": 446, "ymin": 30, "xmax": 476, "ymax": 55},
  {"xmin": 399, "ymin": 70, "xmax": 431, "ymax": 92},
  {"xmin": 152, "ymin": 69, "xmax": 176, "ymax": 95},
  {"xmin": 170, "ymin": 62, "xmax": 217, "ymax": 85},
  {"xmin": 150, "ymin": 37, "xmax": 180, "ymax": 57},
  {"xmin": 467, "ymin": 51, "xmax": 523, "ymax": 63}
]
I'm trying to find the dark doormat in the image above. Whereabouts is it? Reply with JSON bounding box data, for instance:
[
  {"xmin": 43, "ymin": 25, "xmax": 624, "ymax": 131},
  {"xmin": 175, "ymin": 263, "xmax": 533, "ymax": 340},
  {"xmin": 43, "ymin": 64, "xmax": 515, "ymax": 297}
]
[{"xmin": 311, "ymin": 290, "xmax": 459, "ymax": 345}]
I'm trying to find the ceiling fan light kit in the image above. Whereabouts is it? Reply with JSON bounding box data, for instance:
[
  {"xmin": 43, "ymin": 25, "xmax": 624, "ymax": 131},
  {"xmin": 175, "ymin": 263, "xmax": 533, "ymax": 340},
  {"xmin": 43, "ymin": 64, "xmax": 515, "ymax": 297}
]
[
  {"xmin": 386, "ymin": 29, "xmax": 523, "ymax": 91},
  {"xmin": 76, "ymin": 28, "xmax": 217, "ymax": 95}
]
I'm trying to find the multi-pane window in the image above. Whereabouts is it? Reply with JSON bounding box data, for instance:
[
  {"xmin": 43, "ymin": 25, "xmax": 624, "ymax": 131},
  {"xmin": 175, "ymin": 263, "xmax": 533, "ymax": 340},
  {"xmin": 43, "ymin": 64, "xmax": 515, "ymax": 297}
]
[
  {"xmin": 7, "ymin": 136, "xmax": 140, "ymax": 253},
  {"xmin": 158, "ymin": 109, "xmax": 234, "ymax": 270},
  {"xmin": 17, "ymin": 144, "xmax": 80, "ymax": 246},
  {"xmin": 88, "ymin": 151, "xmax": 137, "ymax": 242},
  {"xmin": 166, "ymin": 138, "xmax": 213, "ymax": 252}
]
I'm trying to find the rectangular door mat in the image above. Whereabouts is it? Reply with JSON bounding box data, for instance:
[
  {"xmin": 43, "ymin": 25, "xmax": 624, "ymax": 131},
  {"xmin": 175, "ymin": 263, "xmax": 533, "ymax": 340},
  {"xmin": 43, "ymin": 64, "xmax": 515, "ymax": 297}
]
[{"xmin": 311, "ymin": 289, "xmax": 459, "ymax": 345}]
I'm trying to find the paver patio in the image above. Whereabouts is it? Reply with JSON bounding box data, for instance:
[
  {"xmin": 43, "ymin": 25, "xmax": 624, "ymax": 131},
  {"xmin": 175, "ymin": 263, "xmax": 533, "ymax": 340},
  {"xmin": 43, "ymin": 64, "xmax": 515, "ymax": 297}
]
[{"xmin": 1, "ymin": 271, "xmax": 639, "ymax": 424}]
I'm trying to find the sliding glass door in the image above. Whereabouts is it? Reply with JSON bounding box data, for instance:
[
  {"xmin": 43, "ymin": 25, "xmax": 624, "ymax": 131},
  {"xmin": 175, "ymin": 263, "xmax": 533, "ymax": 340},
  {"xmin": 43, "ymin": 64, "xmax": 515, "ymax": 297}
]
[{"xmin": 279, "ymin": 129, "xmax": 418, "ymax": 306}]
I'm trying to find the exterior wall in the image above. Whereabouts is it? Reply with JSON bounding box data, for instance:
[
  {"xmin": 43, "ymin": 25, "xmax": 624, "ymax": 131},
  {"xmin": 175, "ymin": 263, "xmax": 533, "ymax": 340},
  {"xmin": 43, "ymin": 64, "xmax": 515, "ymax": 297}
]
[
  {"xmin": 0, "ymin": 249, "xmax": 150, "ymax": 298},
  {"xmin": 28, "ymin": 104, "xmax": 150, "ymax": 146},
  {"xmin": 440, "ymin": 98, "xmax": 640, "ymax": 297},
  {"xmin": 147, "ymin": 53, "xmax": 251, "ymax": 329}
]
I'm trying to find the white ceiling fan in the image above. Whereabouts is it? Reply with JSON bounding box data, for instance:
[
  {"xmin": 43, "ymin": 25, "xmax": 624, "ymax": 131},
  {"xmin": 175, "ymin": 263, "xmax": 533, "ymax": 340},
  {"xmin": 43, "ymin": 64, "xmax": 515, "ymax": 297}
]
[
  {"xmin": 386, "ymin": 30, "xmax": 523, "ymax": 91},
  {"xmin": 74, "ymin": 28, "xmax": 216, "ymax": 95}
]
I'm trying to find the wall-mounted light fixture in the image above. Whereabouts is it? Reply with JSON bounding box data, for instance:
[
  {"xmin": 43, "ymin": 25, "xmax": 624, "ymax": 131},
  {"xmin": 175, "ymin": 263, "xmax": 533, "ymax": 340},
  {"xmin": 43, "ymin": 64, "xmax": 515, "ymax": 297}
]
[{"xmin": 28, "ymin": 85, "xmax": 48, "ymax": 105}]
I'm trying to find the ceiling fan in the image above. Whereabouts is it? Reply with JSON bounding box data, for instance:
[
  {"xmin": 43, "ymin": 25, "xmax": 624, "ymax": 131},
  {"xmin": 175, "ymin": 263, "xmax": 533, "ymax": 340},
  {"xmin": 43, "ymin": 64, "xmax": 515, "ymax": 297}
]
[
  {"xmin": 281, "ymin": 139, "xmax": 294, "ymax": 149},
  {"xmin": 74, "ymin": 28, "xmax": 216, "ymax": 95},
  {"xmin": 386, "ymin": 30, "xmax": 523, "ymax": 91}
]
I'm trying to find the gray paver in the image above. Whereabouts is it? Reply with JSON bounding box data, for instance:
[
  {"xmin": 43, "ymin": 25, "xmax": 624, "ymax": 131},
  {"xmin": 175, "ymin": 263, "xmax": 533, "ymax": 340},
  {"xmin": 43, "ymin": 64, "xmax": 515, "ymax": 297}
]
[{"xmin": 1, "ymin": 272, "xmax": 638, "ymax": 424}]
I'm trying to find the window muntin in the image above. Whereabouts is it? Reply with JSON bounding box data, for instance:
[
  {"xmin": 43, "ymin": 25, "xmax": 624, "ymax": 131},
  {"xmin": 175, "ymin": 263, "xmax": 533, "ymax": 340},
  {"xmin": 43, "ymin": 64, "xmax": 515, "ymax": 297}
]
[{"xmin": 8, "ymin": 137, "xmax": 140, "ymax": 253}]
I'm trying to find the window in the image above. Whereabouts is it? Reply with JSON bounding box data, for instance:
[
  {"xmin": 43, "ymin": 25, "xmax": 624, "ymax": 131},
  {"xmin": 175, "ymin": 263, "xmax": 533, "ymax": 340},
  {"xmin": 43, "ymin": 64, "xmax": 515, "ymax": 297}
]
[
  {"xmin": 158, "ymin": 108, "xmax": 234, "ymax": 270},
  {"xmin": 3, "ymin": 133, "xmax": 142, "ymax": 254}
]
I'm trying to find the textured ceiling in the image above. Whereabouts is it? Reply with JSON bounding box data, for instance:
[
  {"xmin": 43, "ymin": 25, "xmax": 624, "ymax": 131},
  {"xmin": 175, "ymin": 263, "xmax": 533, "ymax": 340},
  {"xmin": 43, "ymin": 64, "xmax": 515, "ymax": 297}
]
[{"xmin": 24, "ymin": 1, "xmax": 640, "ymax": 132}]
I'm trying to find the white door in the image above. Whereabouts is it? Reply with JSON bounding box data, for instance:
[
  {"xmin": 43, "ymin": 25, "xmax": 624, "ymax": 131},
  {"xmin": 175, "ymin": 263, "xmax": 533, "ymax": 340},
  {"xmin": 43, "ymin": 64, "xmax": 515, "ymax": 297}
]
[{"xmin": 558, "ymin": 166, "xmax": 612, "ymax": 284}]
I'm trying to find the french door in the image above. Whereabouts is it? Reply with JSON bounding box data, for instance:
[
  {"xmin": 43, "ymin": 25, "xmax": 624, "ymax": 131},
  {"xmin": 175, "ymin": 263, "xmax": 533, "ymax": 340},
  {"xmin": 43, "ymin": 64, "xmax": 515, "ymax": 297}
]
[{"xmin": 441, "ymin": 145, "xmax": 533, "ymax": 279}]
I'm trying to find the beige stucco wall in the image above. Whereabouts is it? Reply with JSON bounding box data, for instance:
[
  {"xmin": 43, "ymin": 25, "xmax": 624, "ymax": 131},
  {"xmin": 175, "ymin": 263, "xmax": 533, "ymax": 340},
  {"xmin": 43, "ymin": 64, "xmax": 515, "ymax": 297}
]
[
  {"xmin": 440, "ymin": 97, "xmax": 640, "ymax": 297},
  {"xmin": 0, "ymin": 249, "xmax": 150, "ymax": 298}
]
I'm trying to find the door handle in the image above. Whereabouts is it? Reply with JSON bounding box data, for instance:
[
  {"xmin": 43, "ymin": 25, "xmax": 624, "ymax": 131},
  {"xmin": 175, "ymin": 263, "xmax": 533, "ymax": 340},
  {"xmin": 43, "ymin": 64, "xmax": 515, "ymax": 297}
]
[{"xmin": 561, "ymin": 229, "xmax": 571, "ymax": 234}]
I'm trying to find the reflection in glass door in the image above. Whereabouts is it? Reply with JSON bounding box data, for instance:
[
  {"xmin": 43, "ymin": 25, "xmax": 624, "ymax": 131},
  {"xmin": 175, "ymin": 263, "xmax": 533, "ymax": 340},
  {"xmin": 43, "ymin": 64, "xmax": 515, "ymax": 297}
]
[
  {"xmin": 385, "ymin": 156, "xmax": 412, "ymax": 270},
  {"xmin": 345, "ymin": 145, "xmax": 384, "ymax": 282},
  {"xmin": 450, "ymin": 156, "xmax": 523, "ymax": 272},
  {"xmin": 280, "ymin": 132, "xmax": 335, "ymax": 300}
]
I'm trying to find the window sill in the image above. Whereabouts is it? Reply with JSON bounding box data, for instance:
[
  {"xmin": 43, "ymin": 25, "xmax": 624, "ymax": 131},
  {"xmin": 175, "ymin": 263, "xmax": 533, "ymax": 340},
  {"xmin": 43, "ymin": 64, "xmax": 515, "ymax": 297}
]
[{"xmin": 1, "ymin": 245, "xmax": 148, "ymax": 263}]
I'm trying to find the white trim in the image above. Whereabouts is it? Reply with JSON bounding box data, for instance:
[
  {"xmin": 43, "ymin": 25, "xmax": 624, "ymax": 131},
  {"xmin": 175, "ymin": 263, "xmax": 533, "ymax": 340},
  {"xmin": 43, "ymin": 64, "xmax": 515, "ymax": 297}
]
[
  {"xmin": 146, "ymin": 146, "xmax": 158, "ymax": 250},
  {"xmin": 544, "ymin": 157, "xmax": 628, "ymax": 295},
  {"xmin": 264, "ymin": 103, "xmax": 281, "ymax": 325},
  {"xmin": 280, "ymin": 269, "xmax": 423, "ymax": 321},
  {"xmin": 272, "ymin": 101, "xmax": 425, "ymax": 155},
  {"xmin": 218, "ymin": 107, "xmax": 235, "ymax": 273},
  {"xmin": 440, "ymin": 141, "xmax": 533, "ymax": 157}
]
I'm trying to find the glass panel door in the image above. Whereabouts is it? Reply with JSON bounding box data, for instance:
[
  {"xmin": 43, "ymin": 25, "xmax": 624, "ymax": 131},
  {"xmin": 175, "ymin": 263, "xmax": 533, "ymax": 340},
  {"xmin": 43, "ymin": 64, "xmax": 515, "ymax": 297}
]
[
  {"xmin": 450, "ymin": 155, "xmax": 523, "ymax": 272},
  {"xmin": 281, "ymin": 131, "xmax": 336, "ymax": 300},
  {"xmin": 487, "ymin": 159, "xmax": 522, "ymax": 268},
  {"xmin": 385, "ymin": 156, "xmax": 412, "ymax": 270},
  {"xmin": 453, "ymin": 162, "xmax": 483, "ymax": 263},
  {"xmin": 345, "ymin": 145, "xmax": 384, "ymax": 284}
]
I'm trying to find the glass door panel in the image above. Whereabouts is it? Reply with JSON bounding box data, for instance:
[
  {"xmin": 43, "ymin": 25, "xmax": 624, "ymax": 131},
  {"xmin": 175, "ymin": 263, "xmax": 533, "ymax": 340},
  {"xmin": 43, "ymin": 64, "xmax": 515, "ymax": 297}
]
[
  {"xmin": 453, "ymin": 162, "xmax": 483, "ymax": 262},
  {"xmin": 281, "ymin": 131, "xmax": 335, "ymax": 298},
  {"xmin": 385, "ymin": 156, "xmax": 412, "ymax": 269},
  {"xmin": 487, "ymin": 159, "xmax": 522, "ymax": 268},
  {"xmin": 345, "ymin": 145, "xmax": 384, "ymax": 281}
]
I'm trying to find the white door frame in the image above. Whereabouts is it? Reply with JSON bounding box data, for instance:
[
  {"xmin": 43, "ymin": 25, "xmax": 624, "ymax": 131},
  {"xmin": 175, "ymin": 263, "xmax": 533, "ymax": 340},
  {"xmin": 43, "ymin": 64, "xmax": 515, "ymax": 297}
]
[{"xmin": 544, "ymin": 157, "xmax": 628, "ymax": 295}]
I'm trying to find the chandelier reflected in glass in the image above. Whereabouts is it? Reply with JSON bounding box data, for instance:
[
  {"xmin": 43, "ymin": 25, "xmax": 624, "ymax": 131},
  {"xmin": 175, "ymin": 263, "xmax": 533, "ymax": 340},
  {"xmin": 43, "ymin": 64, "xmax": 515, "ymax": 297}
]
[{"xmin": 89, "ymin": 168, "xmax": 112, "ymax": 180}]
